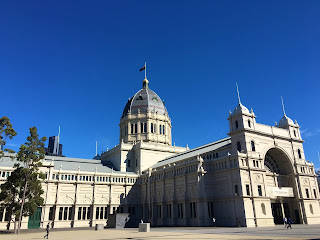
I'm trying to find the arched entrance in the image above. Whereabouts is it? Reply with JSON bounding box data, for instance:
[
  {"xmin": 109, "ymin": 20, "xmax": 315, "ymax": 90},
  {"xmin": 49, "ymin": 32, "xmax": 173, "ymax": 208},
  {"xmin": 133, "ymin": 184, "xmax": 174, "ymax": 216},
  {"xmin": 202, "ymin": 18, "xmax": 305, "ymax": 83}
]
[{"xmin": 264, "ymin": 148, "xmax": 301, "ymax": 225}]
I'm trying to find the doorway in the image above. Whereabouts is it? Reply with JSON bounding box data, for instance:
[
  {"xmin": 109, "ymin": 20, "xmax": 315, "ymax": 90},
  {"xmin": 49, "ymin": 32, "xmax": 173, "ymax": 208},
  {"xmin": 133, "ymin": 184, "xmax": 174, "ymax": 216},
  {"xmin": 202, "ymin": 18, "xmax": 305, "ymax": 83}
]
[
  {"xmin": 28, "ymin": 207, "xmax": 42, "ymax": 229},
  {"xmin": 271, "ymin": 203, "xmax": 283, "ymax": 224}
]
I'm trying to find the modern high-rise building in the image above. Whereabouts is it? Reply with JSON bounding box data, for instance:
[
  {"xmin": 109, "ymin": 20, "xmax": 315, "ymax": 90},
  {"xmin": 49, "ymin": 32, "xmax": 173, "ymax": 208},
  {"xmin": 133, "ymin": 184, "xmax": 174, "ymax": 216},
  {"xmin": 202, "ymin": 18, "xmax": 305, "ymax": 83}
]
[{"xmin": 45, "ymin": 136, "xmax": 63, "ymax": 156}]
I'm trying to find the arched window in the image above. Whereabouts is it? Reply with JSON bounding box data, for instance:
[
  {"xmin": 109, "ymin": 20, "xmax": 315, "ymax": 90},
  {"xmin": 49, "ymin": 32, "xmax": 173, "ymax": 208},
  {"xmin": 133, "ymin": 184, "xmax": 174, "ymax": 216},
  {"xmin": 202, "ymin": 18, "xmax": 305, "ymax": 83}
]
[
  {"xmin": 235, "ymin": 120, "xmax": 239, "ymax": 129},
  {"xmin": 310, "ymin": 204, "xmax": 314, "ymax": 214},
  {"xmin": 131, "ymin": 124, "xmax": 134, "ymax": 134},
  {"xmin": 248, "ymin": 120, "xmax": 251, "ymax": 128},
  {"xmin": 135, "ymin": 124, "xmax": 137, "ymax": 134},
  {"xmin": 298, "ymin": 149, "xmax": 302, "ymax": 159},
  {"xmin": 159, "ymin": 125, "xmax": 162, "ymax": 134},
  {"xmin": 163, "ymin": 125, "xmax": 165, "ymax": 135},
  {"xmin": 151, "ymin": 123, "xmax": 154, "ymax": 133},
  {"xmin": 293, "ymin": 130, "xmax": 296, "ymax": 137},
  {"xmin": 237, "ymin": 141, "xmax": 242, "ymax": 152},
  {"xmin": 144, "ymin": 123, "xmax": 147, "ymax": 133},
  {"xmin": 251, "ymin": 141, "xmax": 256, "ymax": 152},
  {"xmin": 141, "ymin": 123, "xmax": 143, "ymax": 133},
  {"xmin": 261, "ymin": 203, "xmax": 266, "ymax": 215}
]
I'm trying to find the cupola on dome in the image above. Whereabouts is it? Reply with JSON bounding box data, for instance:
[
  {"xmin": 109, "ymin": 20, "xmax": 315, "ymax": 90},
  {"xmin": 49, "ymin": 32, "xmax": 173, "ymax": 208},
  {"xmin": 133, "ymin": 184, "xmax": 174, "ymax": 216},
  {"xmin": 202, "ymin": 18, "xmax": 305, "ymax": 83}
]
[
  {"xmin": 122, "ymin": 78, "xmax": 168, "ymax": 118},
  {"xmin": 278, "ymin": 114, "xmax": 294, "ymax": 127},
  {"xmin": 233, "ymin": 102, "xmax": 250, "ymax": 116}
]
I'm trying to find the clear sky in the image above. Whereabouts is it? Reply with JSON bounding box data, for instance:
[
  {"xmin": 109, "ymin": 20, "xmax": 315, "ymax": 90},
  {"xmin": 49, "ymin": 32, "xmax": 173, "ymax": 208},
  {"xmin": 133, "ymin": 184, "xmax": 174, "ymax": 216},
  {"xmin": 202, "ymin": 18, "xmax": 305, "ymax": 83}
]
[{"xmin": 1, "ymin": 1, "xmax": 319, "ymax": 168}]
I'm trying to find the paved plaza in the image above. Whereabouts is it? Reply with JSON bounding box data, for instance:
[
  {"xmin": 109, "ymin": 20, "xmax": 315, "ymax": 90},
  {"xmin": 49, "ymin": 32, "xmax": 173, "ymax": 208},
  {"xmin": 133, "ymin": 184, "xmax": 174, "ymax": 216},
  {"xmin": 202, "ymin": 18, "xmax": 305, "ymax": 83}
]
[{"xmin": 1, "ymin": 225, "xmax": 320, "ymax": 240}]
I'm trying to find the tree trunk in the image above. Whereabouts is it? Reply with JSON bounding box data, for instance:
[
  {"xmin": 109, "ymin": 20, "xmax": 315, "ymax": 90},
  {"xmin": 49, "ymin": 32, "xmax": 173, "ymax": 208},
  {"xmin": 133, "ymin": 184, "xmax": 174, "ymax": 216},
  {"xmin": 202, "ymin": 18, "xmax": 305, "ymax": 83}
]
[
  {"xmin": 14, "ymin": 219, "xmax": 17, "ymax": 234},
  {"xmin": 17, "ymin": 178, "xmax": 28, "ymax": 234}
]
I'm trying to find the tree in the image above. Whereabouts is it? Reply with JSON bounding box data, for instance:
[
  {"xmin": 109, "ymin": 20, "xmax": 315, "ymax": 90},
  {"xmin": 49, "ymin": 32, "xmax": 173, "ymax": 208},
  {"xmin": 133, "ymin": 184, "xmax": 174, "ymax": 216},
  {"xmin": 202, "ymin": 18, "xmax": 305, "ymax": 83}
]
[
  {"xmin": 0, "ymin": 166, "xmax": 44, "ymax": 232},
  {"xmin": 0, "ymin": 116, "xmax": 17, "ymax": 157},
  {"xmin": 15, "ymin": 127, "xmax": 46, "ymax": 233}
]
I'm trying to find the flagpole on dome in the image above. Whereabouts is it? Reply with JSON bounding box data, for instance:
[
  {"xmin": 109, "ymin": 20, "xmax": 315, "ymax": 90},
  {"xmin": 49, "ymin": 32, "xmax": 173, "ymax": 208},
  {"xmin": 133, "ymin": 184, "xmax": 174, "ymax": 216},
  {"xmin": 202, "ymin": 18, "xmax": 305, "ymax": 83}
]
[{"xmin": 145, "ymin": 62, "xmax": 147, "ymax": 79}]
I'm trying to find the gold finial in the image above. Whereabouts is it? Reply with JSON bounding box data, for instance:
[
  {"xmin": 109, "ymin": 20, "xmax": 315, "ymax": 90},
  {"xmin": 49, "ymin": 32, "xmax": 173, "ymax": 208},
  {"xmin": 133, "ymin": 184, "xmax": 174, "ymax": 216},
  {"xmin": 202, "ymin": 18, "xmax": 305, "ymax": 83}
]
[{"xmin": 143, "ymin": 78, "xmax": 149, "ymax": 89}]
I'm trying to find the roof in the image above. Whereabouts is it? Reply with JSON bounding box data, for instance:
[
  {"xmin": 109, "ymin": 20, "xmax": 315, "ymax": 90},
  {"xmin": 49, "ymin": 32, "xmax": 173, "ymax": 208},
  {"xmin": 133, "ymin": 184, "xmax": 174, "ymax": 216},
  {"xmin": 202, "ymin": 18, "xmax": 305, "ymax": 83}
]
[
  {"xmin": 122, "ymin": 79, "xmax": 168, "ymax": 118},
  {"xmin": 0, "ymin": 154, "xmax": 136, "ymax": 176},
  {"xmin": 150, "ymin": 137, "xmax": 231, "ymax": 169},
  {"xmin": 233, "ymin": 102, "xmax": 250, "ymax": 116},
  {"xmin": 278, "ymin": 114, "xmax": 294, "ymax": 127}
]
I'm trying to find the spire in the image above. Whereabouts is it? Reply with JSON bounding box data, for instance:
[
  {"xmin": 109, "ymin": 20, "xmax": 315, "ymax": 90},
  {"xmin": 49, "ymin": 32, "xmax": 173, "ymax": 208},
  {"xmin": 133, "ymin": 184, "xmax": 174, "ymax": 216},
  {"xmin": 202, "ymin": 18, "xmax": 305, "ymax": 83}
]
[
  {"xmin": 236, "ymin": 82, "xmax": 241, "ymax": 104},
  {"xmin": 281, "ymin": 96, "xmax": 286, "ymax": 116},
  {"xmin": 95, "ymin": 141, "xmax": 98, "ymax": 156},
  {"xmin": 142, "ymin": 62, "xmax": 149, "ymax": 89}
]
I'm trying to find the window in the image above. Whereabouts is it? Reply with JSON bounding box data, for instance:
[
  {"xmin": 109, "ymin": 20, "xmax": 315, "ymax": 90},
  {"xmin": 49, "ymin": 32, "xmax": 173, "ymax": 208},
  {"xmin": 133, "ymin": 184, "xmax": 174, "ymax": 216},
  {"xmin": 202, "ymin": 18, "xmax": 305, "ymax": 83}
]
[
  {"xmin": 157, "ymin": 205, "xmax": 161, "ymax": 218},
  {"xmin": 178, "ymin": 203, "xmax": 183, "ymax": 218},
  {"xmin": 261, "ymin": 203, "xmax": 266, "ymax": 215},
  {"xmin": 251, "ymin": 141, "xmax": 255, "ymax": 152},
  {"xmin": 63, "ymin": 207, "xmax": 68, "ymax": 220},
  {"xmin": 167, "ymin": 204, "xmax": 172, "ymax": 218},
  {"xmin": 306, "ymin": 189, "xmax": 310, "ymax": 198},
  {"xmin": 190, "ymin": 202, "xmax": 197, "ymax": 218},
  {"xmin": 162, "ymin": 125, "xmax": 165, "ymax": 135},
  {"xmin": 49, "ymin": 207, "xmax": 54, "ymax": 220},
  {"xmin": 78, "ymin": 207, "xmax": 82, "ymax": 220},
  {"xmin": 82, "ymin": 207, "xmax": 86, "ymax": 220},
  {"xmin": 141, "ymin": 123, "xmax": 144, "ymax": 133},
  {"xmin": 159, "ymin": 125, "xmax": 162, "ymax": 134},
  {"xmin": 298, "ymin": 149, "xmax": 302, "ymax": 159},
  {"xmin": 144, "ymin": 123, "xmax": 147, "ymax": 133},
  {"xmin": 104, "ymin": 207, "xmax": 108, "ymax": 219},
  {"xmin": 248, "ymin": 120, "xmax": 251, "ymax": 128},
  {"xmin": 237, "ymin": 141, "xmax": 242, "ymax": 152},
  {"xmin": 294, "ymin": 130, "xmax": 296, "ymax": 137},
  {"xmin": 234, "ymin": 185, "xmax": 239, "ymax": 196},
  {"xmin": 131, "ymin": 124, "xmax": 134, "ymax": 134},
  {"xmin": 135, "ymin": 124, "xmax": 137, "ymax": 134},
  {"xmin": 59, "ymin": 207, "xmax": 63, "ymax": 220},
  {"xmin": 258, "ymin": 185, "xmax": 262, "ymax": 196},
  {"xmin": 52, "ymin": 174, "xmax": 55, "ymax": 180},
  {"xmin": 246, "ymin": 185, "xmax": 250, "ymax": 196},
  {"xmin": 128, "ymin": 159, "xmax": 131, "ymax": 168},
  {"xmin": 96, "ymin": 207, "xmax": 100, "ymax": 219},
  {"xmin": 100, "ymin": 207, "xmax": 104, "ymax": 219},
  {"xmin": 207, "ymin": 202, "xmax": 214, "ymax": 218},
  {"xmin": 151, "ymin": 123, "xmax": 154, "ymax": 133},
  {"xmin": 235, "ymin": 120, "xmax": 239, "ymax": 129},
  {"xmin": 68, "ymin": 207, "xmax": 73, "ymax": 220},
  {"xmin": 313, "ymin": 189, "xmax": 317, "ymax": 198}
]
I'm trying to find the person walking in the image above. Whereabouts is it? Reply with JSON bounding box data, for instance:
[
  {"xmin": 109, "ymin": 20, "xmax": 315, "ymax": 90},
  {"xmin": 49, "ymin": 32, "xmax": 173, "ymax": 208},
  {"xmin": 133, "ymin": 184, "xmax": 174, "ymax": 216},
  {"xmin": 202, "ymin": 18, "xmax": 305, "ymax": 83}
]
[
  {"xmin": 283, "ymin": 217, "xmax": 287, "ymax": 228},
  {"xmin": 212, "ymin": 217, "xmax": 216, "ymax": 227},
  {"xmin": 287, "ymin": 218, "xmax": 292, "ymax": 229},
  {"xmin": 44, "ymin": 222, "xmax": 50, "ymax": 239}
]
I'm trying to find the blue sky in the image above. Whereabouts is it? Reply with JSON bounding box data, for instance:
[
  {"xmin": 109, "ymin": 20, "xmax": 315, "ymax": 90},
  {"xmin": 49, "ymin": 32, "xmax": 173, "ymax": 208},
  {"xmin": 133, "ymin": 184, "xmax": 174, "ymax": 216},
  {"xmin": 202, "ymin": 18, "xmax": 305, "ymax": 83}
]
[{"xmin": 1, "ymin": 1, "xmax": 319, "ymax": 168}]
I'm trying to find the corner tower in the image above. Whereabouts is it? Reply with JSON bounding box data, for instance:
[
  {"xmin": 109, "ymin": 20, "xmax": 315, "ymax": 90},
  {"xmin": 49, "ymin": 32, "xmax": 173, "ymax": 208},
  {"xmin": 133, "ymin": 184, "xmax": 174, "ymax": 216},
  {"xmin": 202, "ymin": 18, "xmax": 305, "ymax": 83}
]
[{"xmin": 120, "ymin": 78, "xmax": 172, "ymax": 145}]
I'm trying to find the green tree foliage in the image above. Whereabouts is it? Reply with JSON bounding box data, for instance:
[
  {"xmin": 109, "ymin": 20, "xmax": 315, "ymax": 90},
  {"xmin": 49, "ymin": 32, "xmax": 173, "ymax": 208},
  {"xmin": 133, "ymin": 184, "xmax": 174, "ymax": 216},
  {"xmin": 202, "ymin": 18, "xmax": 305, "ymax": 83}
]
[
  {"xmin": 0, "ymin": 167, "xmax": 44, "ymax": 232},
  {"xmin": 1, "ymin": 126, "xmax": 46, "ymax": 233},
  {"xmin": 0, "ymin": 116, "xmax": 17, "ymax": 156}
]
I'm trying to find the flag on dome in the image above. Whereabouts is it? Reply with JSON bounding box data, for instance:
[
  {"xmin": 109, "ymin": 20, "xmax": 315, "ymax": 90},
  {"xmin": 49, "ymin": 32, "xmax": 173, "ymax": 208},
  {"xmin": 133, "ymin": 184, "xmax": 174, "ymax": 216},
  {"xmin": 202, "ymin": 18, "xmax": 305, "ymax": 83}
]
[{"xmin": 140, "ymin": 64, "xmax": 146, "ymax": 72}]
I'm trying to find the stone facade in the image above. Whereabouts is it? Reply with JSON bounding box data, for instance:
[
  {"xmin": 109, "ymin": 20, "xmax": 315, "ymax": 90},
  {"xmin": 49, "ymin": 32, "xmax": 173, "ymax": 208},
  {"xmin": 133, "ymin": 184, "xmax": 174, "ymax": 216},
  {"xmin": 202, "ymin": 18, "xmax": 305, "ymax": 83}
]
[{"xmin": 0, "ymin": 78, "xmax": 319, "ymax": 229}]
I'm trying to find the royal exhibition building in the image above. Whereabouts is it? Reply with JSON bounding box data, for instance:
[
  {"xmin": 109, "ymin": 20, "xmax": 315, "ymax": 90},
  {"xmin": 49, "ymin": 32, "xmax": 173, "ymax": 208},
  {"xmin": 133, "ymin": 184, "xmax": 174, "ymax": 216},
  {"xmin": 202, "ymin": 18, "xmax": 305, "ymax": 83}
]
[{"xmin": 0, "ymin": 77, "xmax": 320, "ymax": 230}]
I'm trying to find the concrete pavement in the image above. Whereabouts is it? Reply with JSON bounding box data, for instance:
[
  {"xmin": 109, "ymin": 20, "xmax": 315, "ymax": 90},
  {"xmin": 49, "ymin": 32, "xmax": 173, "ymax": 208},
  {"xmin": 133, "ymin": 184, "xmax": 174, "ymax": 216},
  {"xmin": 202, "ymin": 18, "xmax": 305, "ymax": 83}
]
[{"xmin": 1, "ymin": 224, "xmax": 320, "ymax": 240}]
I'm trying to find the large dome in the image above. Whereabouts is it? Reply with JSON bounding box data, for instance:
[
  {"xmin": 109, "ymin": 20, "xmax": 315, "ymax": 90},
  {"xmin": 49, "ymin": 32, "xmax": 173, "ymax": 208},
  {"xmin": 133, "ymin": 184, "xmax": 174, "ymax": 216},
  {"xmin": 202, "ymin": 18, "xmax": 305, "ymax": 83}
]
[{"xmin": 122, "ymin": 78, "xmax": 168, "ymax": 118}]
